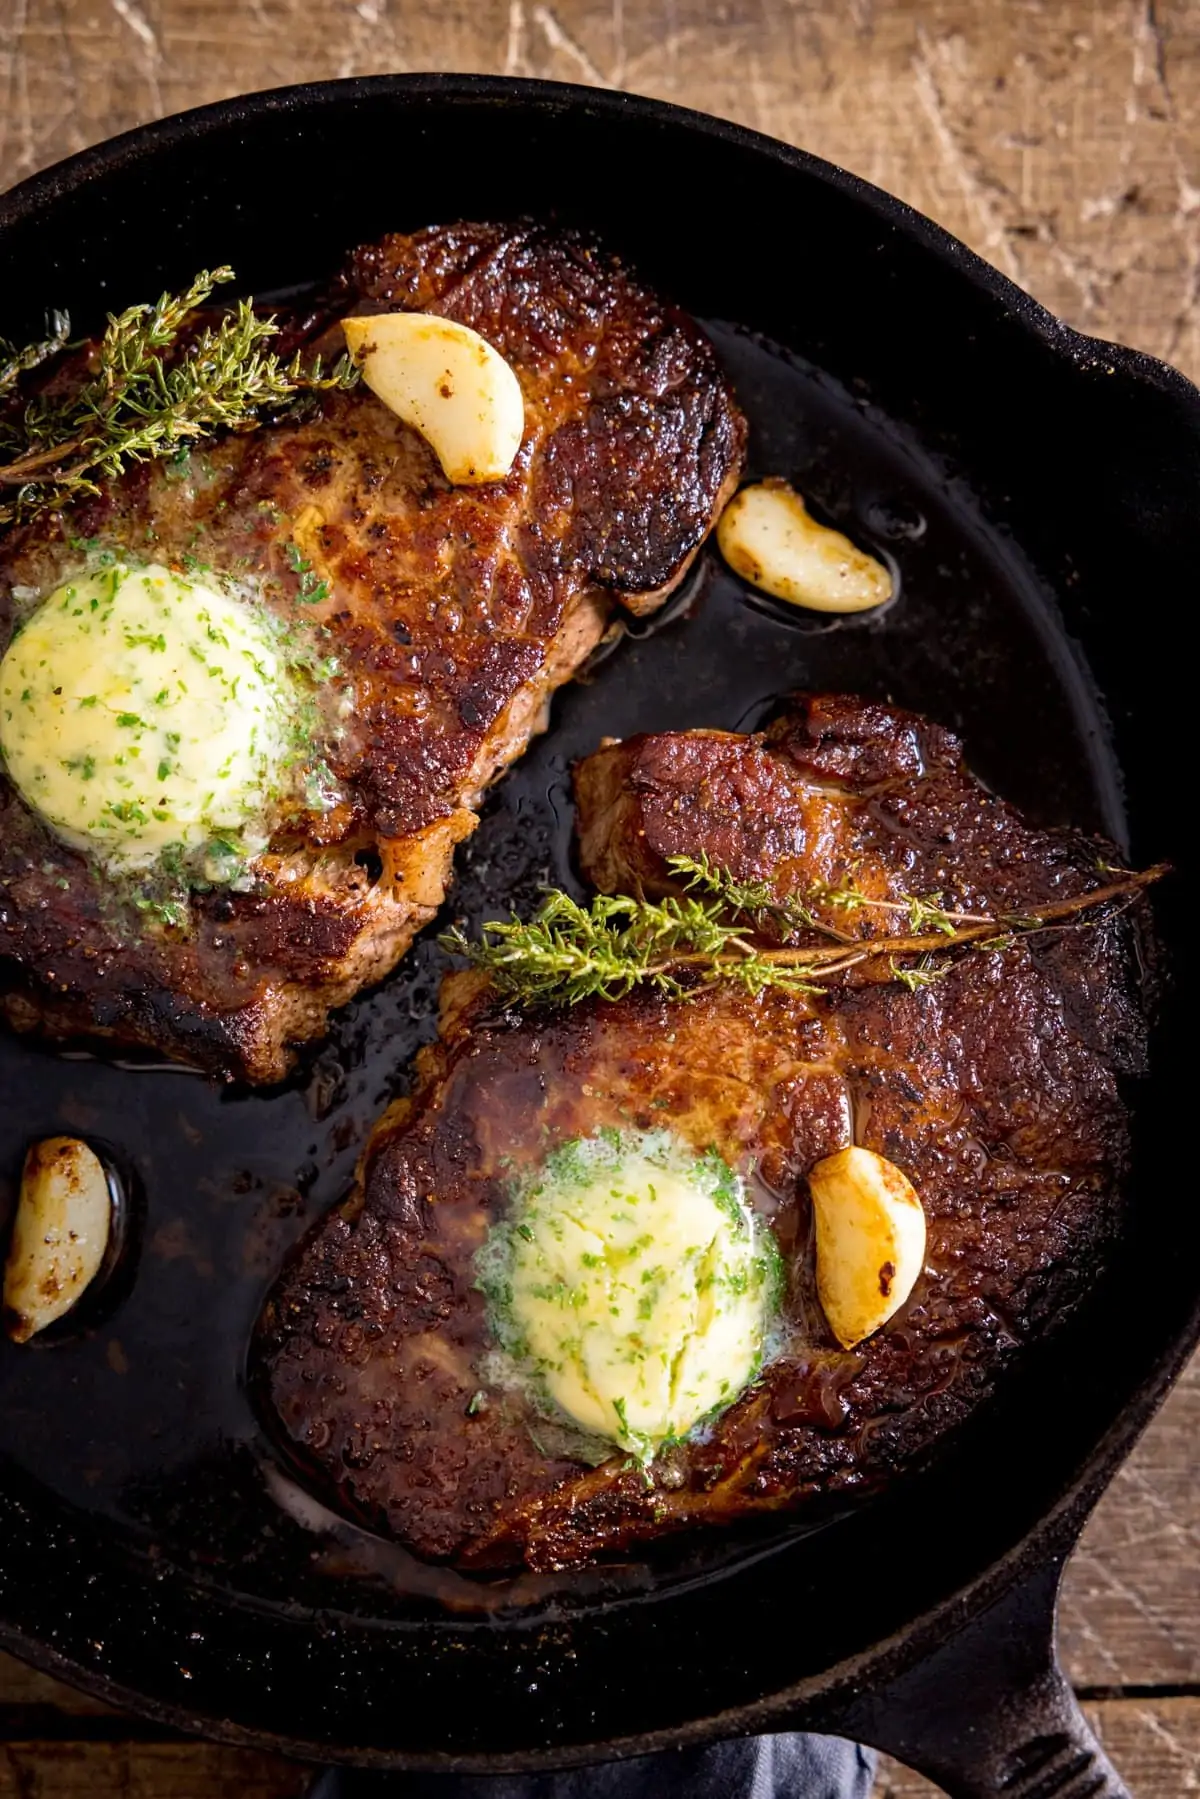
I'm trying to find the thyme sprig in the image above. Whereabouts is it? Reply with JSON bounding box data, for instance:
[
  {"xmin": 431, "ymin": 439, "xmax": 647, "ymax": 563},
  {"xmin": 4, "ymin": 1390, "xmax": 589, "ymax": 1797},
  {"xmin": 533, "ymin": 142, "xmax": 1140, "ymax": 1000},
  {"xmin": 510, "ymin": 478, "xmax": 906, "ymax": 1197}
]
[
  {"xmin": 441, "ymin": 888, "xmax": 831, "ymax": 1006},
  {"xmin": 441, "ymin": 860, "xmax": 1165, "ymax": 1010},
  {"xmin": 0, "ymin": 267, "xmax": 358, "ymax": 525}
]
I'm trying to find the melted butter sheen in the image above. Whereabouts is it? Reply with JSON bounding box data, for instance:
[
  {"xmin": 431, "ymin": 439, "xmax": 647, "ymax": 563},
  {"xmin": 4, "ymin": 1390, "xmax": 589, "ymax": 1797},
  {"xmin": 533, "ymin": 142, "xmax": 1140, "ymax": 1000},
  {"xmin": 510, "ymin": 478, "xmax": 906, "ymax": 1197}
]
[
  {"xmin": 488, "ymin": 1132, "xmax": 780, "ymax": 1456},
  {"xmin": 0, "ymin": 564, "xmax": 297, "ymax": 869}
]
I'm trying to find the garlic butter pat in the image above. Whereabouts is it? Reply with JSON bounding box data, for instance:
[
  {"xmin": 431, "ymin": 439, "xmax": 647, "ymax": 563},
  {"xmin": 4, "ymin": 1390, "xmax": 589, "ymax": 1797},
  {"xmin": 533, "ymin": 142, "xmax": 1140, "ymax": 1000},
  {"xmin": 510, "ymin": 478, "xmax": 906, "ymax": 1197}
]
[
  {"xmin": 343, "ymin": 312, "xmax": 524, "ymax": 485},
  {"xmin": 0, "ymin": 563, "xmax": 298, "ymax": 870},
  {"xmin": 479, "ymin": 1130, "xmax": 781, "ymax": 1457},
  {"xmin": 718, "ymin": 478, "xmax": 893, "ymax": 613}
]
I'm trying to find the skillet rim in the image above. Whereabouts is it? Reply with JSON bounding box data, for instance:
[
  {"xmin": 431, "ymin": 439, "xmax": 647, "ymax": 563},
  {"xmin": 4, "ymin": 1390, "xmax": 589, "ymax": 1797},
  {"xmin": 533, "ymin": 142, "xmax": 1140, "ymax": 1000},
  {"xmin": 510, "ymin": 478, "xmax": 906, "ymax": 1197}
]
[
  {"xmin": 1, "ymin": 70, "xmax": 1198, "ymax": 1770},
  {"xmin": 1, "ymin": 69, "xmax": 1196, "ymax": 412}
]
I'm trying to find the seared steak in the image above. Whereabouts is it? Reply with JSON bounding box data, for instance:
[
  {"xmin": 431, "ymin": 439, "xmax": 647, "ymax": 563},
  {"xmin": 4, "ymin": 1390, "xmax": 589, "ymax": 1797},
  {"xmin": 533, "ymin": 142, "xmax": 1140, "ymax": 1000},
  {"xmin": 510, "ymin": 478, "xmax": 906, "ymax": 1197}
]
[
  {"xmin": 0, "ymin": 223, "xmax": 744, "ymax": 1082},
  {"xmin": 256, "ymin": 696, "xmax": 1149, "ymax": 1571}
]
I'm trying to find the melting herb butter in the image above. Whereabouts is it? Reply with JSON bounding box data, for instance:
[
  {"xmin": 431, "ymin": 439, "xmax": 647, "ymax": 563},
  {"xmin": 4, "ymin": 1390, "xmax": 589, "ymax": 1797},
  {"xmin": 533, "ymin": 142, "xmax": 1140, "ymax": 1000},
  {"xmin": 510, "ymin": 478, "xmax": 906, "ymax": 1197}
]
[
  {"xmin": 478, "ymin": 1130, "xmax": 782, "ymax": 1459},
  {"xmin": 0, "ymin": 563, "xmax": 298, "ymax": 870}
]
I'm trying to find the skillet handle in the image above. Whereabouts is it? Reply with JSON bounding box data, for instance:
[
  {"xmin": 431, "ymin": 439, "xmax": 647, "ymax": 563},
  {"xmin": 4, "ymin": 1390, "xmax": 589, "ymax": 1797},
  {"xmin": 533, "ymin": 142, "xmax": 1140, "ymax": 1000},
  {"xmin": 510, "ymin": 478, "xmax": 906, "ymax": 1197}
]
[{"xmin": 830, "ymin": 1557, "xmax": 1130, "ymax": 1798}]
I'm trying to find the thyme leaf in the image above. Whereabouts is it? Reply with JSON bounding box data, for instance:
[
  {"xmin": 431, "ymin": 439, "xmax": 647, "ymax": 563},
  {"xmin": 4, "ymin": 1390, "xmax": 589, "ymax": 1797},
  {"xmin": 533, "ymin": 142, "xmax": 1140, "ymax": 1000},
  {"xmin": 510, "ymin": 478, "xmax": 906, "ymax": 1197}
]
[
  {"xmin": 0, "ymin": 268, "xmax": 359, "ymax": 526},
  {"xmin": 889, "ymin": 954, "xmax": 951, "ymax": 993}
]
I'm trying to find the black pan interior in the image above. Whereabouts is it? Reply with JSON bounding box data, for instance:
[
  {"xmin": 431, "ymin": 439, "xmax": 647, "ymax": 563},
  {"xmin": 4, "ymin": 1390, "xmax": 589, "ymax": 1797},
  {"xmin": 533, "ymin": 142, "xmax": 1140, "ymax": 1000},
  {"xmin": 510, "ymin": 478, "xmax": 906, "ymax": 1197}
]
[{"xmin": 0, "ymin": 79, "xmax": 1196, "ymax": 1768}]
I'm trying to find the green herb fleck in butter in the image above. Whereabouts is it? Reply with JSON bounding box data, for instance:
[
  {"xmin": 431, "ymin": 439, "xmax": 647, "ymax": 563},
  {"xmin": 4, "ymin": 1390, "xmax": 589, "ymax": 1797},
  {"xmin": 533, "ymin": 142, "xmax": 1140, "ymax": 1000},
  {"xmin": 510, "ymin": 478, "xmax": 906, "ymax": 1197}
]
[
  {"xmin": 477, "ymin": 1129, "xmax": 782, "ymax": 1460},
  {"xmin": 0, "ymin": 563, "xmax": 298, "ymax": 870}
]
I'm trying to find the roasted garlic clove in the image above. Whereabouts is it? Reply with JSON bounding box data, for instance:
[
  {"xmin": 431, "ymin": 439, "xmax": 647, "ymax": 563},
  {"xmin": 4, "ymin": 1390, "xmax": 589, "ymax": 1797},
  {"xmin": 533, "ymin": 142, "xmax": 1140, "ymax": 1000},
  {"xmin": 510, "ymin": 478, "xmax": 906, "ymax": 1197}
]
[
  {"xmin": 342, "ymin": 312, "xmax": 524, "ymax": 485},
  {"xmin": 809, "ymin": 1145, "xmax": 926, "ymax": 1349},
  {"xmin": 717, "ymin": 478, "xmax": 893, "ymax": 613},
  {"xmin": 4, "ymin": 1137, "xmax": 113, "ymax": 1343}
]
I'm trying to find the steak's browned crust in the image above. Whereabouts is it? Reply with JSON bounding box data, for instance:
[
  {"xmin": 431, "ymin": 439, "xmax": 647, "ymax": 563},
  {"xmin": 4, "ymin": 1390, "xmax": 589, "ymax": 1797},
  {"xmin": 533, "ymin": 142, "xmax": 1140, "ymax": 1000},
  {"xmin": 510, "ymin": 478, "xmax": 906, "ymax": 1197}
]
[
  {"xmin": 577, "ymin": 693, "xmax": 1130, "ymax": 942},
  {"xmin": 0, "ymin": 223, "xmax": 744, "ymax": 1081},
  {"xmin": 256, "ymin": 697, "xmax": 1149, "ymax": 1572}
]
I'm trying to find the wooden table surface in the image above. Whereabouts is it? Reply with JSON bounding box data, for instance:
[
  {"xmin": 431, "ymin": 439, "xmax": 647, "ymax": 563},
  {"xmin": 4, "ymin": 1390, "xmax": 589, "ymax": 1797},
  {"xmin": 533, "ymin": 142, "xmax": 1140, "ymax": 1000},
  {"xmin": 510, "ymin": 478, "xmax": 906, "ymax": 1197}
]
[{"xmin": 1, "ymin": 3, "xmax": 1197, "ymax": 1794}]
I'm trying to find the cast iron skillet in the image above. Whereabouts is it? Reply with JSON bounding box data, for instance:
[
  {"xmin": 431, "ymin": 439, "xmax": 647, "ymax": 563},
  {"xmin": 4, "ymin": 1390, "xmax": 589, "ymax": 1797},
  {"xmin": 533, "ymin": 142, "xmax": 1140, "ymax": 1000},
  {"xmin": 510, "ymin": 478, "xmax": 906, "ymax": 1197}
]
[{"xmin": 0, "ymin": 75, "xmax": 1196, "ymax": 1799}]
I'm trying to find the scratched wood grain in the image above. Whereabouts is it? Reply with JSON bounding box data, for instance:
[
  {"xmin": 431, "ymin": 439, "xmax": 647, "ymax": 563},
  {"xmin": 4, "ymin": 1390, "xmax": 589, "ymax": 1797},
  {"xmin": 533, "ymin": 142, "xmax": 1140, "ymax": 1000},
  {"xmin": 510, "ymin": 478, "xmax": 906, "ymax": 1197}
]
[
  {"xmin": 0, "ymin": 1742, "xmax": 310, "ymax": 1797},
  {"xmin": 1, "ymin": 1, "xmax": 1198, "ymax": 1794}
]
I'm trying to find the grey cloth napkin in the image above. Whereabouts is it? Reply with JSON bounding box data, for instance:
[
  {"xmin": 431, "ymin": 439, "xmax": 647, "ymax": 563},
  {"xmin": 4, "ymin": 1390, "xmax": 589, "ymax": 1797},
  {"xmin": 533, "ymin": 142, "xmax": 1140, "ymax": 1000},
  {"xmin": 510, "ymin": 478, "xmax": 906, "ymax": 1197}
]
[{"xmin": 308, "ymin": 1735, "xmax": 878, "ymax": 1799}]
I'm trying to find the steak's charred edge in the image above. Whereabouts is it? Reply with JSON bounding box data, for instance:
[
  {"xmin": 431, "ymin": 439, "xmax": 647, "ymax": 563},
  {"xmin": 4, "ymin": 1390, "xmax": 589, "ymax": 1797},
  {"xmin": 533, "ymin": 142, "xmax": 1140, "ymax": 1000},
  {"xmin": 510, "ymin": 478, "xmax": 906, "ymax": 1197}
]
[
  {"xmin": 255, "ymin": 699, "xmax": 1151, "ymax": 1575},
  {"xmin": 0, "ymin": 818, "xmax": 464, "ymax": 1083},
  {"xmin": 0, "ymin": 224, "xmax": 746, "ymax": 1082}
]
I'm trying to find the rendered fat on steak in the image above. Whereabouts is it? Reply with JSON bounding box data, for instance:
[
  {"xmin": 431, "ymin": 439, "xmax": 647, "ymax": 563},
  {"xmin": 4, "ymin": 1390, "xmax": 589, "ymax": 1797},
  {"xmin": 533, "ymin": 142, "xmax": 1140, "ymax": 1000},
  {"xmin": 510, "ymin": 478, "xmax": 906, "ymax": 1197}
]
[
  {"xmin": 0, "ymin": 223, "xmax": 744, "ymax": 1081},
  {"xmin": 257, "ymin": 695, "xmax": 1150, "ymax": 1572}
]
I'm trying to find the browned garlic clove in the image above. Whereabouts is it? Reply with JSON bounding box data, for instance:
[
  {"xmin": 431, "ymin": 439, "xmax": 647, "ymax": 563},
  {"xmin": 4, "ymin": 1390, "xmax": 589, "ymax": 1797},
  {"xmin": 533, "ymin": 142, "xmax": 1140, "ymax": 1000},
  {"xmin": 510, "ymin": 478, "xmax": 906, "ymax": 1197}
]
[
  {"xmin": 342, "ymin": 313, "xmax": 524, "ymax": 485},
  {"xmin": 717, "ymin": 478, "xmax": 893, "ymax": 613},
  {"xmin": 4, "ymin": 1137, "xmax": 113, "ymax": 1343},
  {"xmin": 809, "ymin": 1145, "xmax": 926, "ymax": 1349}
]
